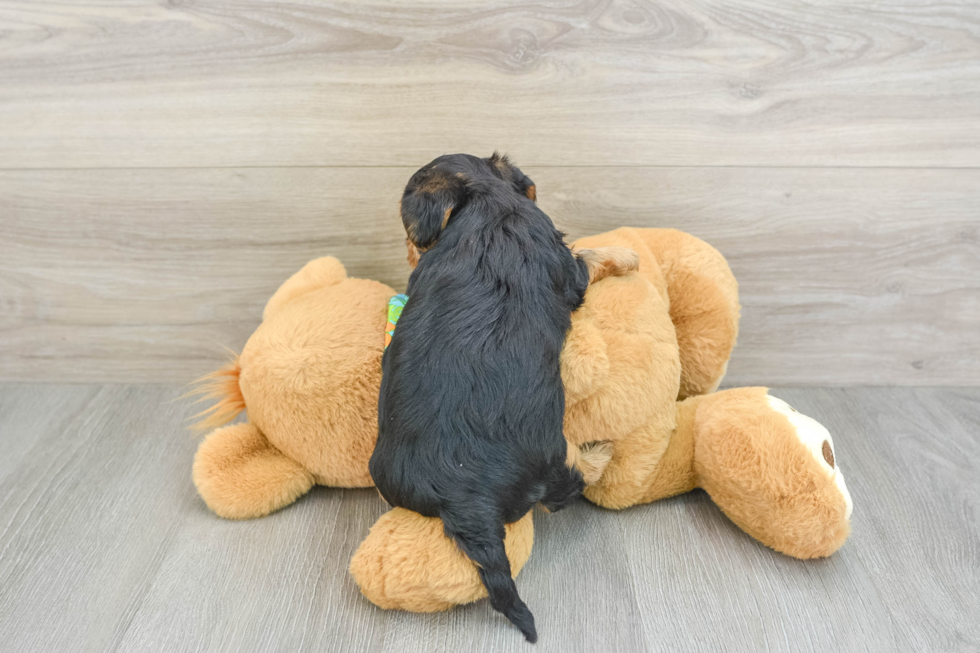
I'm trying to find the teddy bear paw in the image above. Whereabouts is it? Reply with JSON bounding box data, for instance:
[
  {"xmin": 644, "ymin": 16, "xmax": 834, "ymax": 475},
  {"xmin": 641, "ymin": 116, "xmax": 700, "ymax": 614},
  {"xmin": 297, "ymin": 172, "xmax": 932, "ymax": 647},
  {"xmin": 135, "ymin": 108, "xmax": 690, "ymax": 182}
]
[{"xmin": 576, "ymin": 246, "xmax": 640, "ymax": 283}]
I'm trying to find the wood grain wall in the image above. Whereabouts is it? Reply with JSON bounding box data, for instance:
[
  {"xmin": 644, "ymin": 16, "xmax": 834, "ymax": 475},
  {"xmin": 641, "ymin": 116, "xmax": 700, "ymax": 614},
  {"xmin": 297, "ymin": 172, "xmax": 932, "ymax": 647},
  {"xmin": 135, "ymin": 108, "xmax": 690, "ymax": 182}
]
[{"xmin": 1, "ymin": 0, "xmax": 978, "ymax": 384}]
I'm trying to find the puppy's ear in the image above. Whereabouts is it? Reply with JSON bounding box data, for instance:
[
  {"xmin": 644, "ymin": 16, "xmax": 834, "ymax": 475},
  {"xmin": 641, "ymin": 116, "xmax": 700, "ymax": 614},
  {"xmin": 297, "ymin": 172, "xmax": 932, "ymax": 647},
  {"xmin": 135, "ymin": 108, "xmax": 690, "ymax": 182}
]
[
  {"xmin": 515, "ymin": 172, "xmax": 536, "ymax": 202},
  {"xmin": 489, "ymin": 152, "xmax": 536, "ymax": 201},
  {"xmin": 401, "ymin": 170, "xmax": 468, "ymax": 250}
]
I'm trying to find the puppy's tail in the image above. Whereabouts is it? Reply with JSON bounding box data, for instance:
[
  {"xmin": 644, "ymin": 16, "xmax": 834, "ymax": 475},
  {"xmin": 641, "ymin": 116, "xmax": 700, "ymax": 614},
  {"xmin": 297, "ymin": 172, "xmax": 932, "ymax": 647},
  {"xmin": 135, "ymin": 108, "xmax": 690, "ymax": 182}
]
[{"xmin": 442, "ymin": 512, "xmax": 537, "ymax": 643}]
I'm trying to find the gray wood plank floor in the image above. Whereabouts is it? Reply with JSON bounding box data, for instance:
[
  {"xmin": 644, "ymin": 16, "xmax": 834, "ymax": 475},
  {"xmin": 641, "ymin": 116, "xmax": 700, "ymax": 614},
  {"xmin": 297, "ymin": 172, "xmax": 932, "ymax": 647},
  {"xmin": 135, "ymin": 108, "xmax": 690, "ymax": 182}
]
[{"xmin": 0, "ymin": 385, "xmax": 977, "ymax": 652}]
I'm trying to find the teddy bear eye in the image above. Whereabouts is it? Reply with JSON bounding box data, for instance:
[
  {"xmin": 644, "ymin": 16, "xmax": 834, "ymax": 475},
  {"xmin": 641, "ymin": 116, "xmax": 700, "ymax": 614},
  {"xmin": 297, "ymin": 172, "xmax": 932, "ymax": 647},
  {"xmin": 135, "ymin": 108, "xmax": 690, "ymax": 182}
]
[{"xmin": 822, "ymin": 440, "xmax": 835, "ymax": 468}]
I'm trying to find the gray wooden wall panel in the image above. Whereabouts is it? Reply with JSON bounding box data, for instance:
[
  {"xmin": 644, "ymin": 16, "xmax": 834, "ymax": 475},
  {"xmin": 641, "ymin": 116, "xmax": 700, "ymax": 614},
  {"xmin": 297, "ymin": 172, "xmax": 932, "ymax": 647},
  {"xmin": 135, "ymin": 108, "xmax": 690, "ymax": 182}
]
[
  {"xmin": 0, "ymin": 1, "xmax": 978, "ymax": 168},
  {"xmin": 0, "ymin": 0, "xmax": 978, "ymax": 384},
  {"xmin": 2, "ymin": 167, "xmax": 977, "ymax": 385}
]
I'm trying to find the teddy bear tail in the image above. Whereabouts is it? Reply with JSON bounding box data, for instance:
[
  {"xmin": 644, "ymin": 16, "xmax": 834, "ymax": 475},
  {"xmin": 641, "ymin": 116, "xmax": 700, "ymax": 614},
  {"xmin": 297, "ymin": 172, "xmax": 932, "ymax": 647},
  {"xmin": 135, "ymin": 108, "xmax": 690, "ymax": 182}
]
[{"xmin": 187, "ymin": 357, "xmax": 246, "ymax": 432}]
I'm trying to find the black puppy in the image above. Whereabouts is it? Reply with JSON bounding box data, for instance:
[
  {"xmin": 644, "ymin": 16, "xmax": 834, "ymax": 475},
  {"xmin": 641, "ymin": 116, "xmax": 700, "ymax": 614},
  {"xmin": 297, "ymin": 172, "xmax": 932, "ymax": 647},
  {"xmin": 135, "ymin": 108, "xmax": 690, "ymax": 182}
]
[{"xmin": 370, "ymin": 153, "xmax": 637, "ymax": 642}]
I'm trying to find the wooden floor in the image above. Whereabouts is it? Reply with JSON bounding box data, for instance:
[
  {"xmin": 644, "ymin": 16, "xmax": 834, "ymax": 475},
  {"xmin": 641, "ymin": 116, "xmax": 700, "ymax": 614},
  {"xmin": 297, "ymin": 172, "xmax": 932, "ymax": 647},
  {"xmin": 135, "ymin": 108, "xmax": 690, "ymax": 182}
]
[
  {"xmin": 1, "ymin": 384, "xmax": 977, "ymax": 652},
  {"xmin": 2, "ymin": 0, "xmax": 979, "ymax": 386}
]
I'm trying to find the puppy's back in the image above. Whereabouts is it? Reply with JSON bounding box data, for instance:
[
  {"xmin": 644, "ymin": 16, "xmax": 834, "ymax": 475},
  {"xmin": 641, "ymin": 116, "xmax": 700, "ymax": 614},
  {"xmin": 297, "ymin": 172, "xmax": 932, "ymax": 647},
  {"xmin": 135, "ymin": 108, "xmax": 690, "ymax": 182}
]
[{"xmin": 372, "ymin": 154, "xmax": 589, "ymax": 641}]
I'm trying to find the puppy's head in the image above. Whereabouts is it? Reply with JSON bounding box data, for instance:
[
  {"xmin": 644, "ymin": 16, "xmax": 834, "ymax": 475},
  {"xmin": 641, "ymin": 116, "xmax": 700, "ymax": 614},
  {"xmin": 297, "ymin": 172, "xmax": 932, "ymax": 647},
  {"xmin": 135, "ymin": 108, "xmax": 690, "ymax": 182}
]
[{"xmin": 402, "ymin": 153, "xmax": 536, "ymax": 266}]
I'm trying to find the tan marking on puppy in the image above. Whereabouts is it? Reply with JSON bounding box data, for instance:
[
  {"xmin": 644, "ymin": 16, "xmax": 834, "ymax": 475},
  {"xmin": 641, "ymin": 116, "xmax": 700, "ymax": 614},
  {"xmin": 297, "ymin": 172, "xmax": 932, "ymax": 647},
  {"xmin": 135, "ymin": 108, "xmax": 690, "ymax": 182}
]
[
  {"xmin": 406, "ymin": 239, "xmax": 421, "ymax": 268},
  {"xmin": 404, "ymin": 217, "xmax": 419, "ymax": 243},
  {"xmin": 575, "ymin": 246, "xmax": 640, "ymax": 283},
  {"xmin": 441, "ymin": 207, "xmax": 452, "ymax": 230},
  {"xmin": 525, "ymin": 185, "xmax": 536, "ymax": 201},
  {"xmin": 418, "ymin": 174, "xmax": 449, "ymax": 193}
]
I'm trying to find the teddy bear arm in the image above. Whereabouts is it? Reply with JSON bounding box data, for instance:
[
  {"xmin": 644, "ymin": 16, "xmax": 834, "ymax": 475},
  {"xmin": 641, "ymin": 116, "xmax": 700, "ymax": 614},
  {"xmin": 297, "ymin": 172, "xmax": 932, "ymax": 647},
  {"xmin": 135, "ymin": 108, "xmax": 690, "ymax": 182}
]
[
  {"xmin": 262, "ymin": 256, "xmax": 349, "ymax": 322},
  {"xmin": 192, "ymin": 422, "xmax": 315, "ymax": 520},
  {"xmin": 628, "ymin": 228, "xmax": 740, "ymax": 399}
]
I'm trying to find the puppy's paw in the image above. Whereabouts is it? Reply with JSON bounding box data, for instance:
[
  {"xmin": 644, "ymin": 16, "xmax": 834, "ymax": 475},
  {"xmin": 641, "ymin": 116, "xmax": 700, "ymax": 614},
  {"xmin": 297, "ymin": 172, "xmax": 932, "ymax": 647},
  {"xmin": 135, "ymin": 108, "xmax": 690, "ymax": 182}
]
[{"xmin": 576, "ymin": 246, "xmax": 640, "ymax": 284}]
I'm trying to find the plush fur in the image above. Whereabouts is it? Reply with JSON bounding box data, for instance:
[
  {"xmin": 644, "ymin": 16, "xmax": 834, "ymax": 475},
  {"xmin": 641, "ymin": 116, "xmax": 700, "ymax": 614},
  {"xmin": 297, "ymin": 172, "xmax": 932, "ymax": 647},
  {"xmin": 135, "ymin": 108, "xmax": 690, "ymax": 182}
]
[
  {"xmin": 243, "ymin": 266, "xmax": 391, "ymax": 488},
  {"xmin": 691, "ymin": 387, "xmax": 851, "ymax": 559},
  {"xmin": 190, "ymin": 227, "xmax": 853, "ymax": 624},
  {"xmin": 193, "ymin": 422, "xmax": 314, "ymax": 520},
  {"xmin": 352, "ymin": 508, "xmax": 534, "ymax": 612},
  {"xmin": 374, "ymin": 153, "xmax": 632, "ymax": 641}
]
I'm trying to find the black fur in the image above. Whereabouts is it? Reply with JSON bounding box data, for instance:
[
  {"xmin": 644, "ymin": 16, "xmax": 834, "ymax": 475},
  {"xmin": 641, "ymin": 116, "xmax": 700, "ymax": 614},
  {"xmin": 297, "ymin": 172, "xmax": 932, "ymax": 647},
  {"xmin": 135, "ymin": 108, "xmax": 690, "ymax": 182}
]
[{"xmin": 370, "ymin": 153, "xmax": 589, "ymax": 642}]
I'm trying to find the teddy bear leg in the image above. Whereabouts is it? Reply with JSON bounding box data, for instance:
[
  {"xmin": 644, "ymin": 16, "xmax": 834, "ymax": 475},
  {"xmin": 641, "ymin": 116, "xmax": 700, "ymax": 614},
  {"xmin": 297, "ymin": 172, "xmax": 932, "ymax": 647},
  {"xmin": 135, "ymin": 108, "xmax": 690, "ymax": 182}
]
[
  {"xmin": 262, "ymin": 256, "xmax": 349, "ymax": 321},
  {"xmin": 193, "ymin": 422, "xmax": 315, "ymax": 519},
  {"xmin": 349, "ymin": 508, "xmax": 534, "ymax": 612},
  {"xmin": 690, "ymin": 387, "xmax": 852, "ymax": 558}
]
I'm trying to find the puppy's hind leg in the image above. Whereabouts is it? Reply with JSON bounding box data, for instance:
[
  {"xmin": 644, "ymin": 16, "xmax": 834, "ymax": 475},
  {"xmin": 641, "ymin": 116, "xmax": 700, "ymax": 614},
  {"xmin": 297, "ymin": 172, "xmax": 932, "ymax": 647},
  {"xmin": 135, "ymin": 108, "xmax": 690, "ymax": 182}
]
[
  {"xmin": 539, "ymin": 463, "xmax": 586, "ymax": 513},
  {"xmin": 575, "ymin": 246, "xmax": 640, "ymax": 284}
]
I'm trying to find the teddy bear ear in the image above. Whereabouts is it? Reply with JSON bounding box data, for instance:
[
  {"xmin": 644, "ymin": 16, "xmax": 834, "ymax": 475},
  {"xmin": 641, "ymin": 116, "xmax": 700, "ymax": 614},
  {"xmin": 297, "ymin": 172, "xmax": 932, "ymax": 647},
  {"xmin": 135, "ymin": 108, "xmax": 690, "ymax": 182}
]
[
  {"xmin": 560, "ymin": 316, "xmax": 610, "ymax": 404},
  {"xmin": 263, "ymin": 257, "xmax": 348, "ymax": 322}
]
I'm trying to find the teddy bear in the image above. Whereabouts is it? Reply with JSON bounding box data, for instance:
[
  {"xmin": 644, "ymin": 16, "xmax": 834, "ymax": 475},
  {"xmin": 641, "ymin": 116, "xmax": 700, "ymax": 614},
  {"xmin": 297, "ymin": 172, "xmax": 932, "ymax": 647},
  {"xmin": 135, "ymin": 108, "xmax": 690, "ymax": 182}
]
[{"xmin": 191, "ymin": 226, "xmax": 853, "ymax": 614}]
